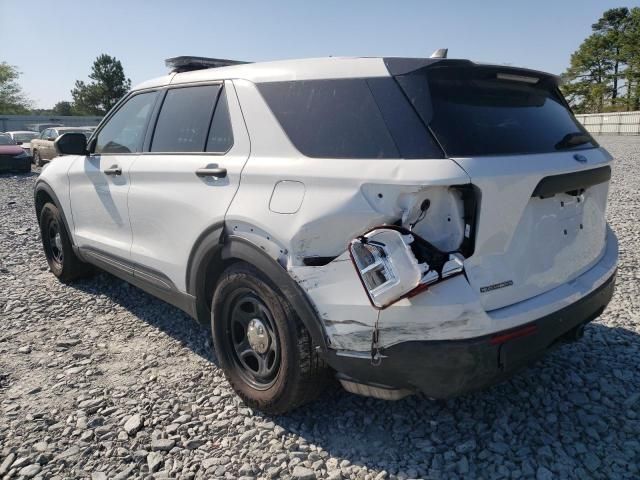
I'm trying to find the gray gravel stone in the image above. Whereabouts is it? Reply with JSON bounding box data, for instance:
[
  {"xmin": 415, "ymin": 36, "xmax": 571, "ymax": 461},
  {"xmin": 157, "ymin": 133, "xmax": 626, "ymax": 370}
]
[
  {"xmin": 18, "ymin": 464, "xmax": 41, "ymax": 478},
  {"xmin": 151, "ymin": 439, "xmax": 176, "ymax": 451},
  {"xmin": 147, "ymin": 452, "xmax": 164, "ymax": 473},
  {"xmin": 124, "ymin": 413, "xmax": 143, "ymax": 434},
  {"xmin": 292, "ymin": 465, "xmax": 317, "ymax": 480}
]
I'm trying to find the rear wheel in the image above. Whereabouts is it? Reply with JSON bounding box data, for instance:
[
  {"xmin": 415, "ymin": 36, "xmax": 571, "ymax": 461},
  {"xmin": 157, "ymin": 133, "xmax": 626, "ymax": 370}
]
[
  {"xmin": 39, "ymin": 203, "xmax": 91, "ymax": 282},
  {"xmin": 212, "ymin": 262, "xmax": 330, "ymax": 414}
]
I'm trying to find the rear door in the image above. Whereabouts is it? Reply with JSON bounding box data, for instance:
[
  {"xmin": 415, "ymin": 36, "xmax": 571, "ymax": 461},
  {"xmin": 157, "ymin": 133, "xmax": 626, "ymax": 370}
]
[
  {"xmin": 127, "ymin": 80, "xmax": 250, "ymax": 291},
  {"xmin": 68, "ymin": 90, "xmax": 159, "ymax": 260},
  {"xmin": 393, "ymin": 63, "xmax": 612, "ymax": 311}
]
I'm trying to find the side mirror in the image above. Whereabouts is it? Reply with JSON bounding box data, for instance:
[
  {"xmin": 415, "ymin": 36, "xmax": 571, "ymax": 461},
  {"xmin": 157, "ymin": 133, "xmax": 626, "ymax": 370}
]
[
  {"xmin": 47, "ymin": 137, "xmax": 56, "ymax": 141},
  {"xmin": 55, "ymin": 132, "xmax": 88, "ymax": 155}
]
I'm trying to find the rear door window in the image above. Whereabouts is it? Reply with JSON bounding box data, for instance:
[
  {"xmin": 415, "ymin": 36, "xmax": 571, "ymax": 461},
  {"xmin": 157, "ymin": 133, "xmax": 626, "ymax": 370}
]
[
  {"xmin": 397, "ymin": 66, "xmax": 597, "ymax": 157},
  {"xmin": 151, "ymin": 85, "xmax": 221, "ymax": 153},
  {"xmin": 205, "ymin": 88, "xmax": 234, "ymax": 153}
]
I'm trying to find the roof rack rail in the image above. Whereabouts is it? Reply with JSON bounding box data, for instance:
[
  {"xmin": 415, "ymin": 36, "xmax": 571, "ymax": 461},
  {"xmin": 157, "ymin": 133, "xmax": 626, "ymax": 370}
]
[{"xmin": 165, "ymin": 56, "xmax": 251, "ymax": 73}]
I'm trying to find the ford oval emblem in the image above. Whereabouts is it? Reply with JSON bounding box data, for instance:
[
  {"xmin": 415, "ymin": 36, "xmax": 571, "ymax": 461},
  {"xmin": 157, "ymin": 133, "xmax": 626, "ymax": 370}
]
[{"xmin": 574, "ymin": 153, "xmax": 588, "ymax": 163}]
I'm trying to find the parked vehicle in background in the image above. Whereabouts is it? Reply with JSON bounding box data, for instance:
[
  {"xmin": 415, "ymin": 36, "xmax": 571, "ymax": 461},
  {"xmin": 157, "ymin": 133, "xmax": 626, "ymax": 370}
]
[
  {"xmin": 4, "ymin": 131, "xmax": 38, "ymax": 161},
  {"xmin": 31, "ymin": 127, "xmax": 93, "ymax": 166},
  {"xmin": 26, "ymin": 123, "xmax": 64, "ymax": 133},
  {"xmin": 35, "ymin": 55, "xmax": 618, "ymax": 413},
  {"xmin": 0, "ymin": 134, "xmax": 31, "ymax": 173}
]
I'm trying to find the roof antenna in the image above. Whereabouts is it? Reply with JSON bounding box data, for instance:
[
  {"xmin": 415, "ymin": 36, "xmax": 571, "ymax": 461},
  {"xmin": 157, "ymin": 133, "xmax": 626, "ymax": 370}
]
[{"xmin": 430, "ymin": 48, "xmax": 448, "ymax": 59}]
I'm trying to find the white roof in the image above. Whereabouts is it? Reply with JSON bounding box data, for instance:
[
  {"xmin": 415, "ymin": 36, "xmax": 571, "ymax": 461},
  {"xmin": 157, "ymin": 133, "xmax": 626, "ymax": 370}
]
[{"xmin": 132, "ymin": 57, "xmax": 391, "ymax": 91}]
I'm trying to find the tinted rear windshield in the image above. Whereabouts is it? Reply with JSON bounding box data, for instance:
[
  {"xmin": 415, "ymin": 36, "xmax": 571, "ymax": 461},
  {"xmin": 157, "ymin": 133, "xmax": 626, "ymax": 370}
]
[{"xmin": 396, "ymin": 65, "xmax": 597, "ymax": 157}]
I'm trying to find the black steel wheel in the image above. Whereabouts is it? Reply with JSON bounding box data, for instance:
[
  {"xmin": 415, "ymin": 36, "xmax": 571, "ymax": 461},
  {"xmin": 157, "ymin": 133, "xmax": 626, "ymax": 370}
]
[
  {"xmin": 212, "ymin": 262, "xmax": 330, "ymax": 414},
  {"xmin": 227, "ymin": 290, "xmax": 281, "ymax": 389},
  {"xmin": 39, "ymin": 202, "xmax": 91, "ymax": 282}
]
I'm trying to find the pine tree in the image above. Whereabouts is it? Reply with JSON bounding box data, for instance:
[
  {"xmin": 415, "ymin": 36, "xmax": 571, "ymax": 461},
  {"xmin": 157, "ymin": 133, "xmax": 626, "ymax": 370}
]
[{"xmin": 71, "ymin": 54, "xmax": 131, "ymax": 115}]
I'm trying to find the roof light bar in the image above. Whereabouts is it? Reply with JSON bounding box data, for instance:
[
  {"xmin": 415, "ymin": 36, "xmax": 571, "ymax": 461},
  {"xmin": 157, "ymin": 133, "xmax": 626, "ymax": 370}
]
[{"xmin": 165, "ymin": 56, "xmax": 250, "ymax": 73}]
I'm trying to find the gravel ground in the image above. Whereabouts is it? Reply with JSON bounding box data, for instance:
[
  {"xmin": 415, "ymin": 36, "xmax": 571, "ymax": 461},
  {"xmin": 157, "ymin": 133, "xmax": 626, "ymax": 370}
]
[{"xmin": 1, "ymin": 136, "xmax": 639, "ymax": 480}]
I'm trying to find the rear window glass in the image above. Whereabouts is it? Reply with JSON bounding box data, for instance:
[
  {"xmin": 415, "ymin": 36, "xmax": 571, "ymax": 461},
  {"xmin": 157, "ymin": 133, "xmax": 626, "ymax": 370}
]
[
  {"xmin": 258, "ymin": 79, "xmax": 400, "ymax": 159},
  {"xmin": 151, "ymin": 85, "xmax": 221, "ymax": 152},
  {"xmin": 399, "ymin": 66, "xmax": 597, "ymax": 157},
  {"xmin": 205, "ymin": 89, "xmax": 233, "ymax": 153}
]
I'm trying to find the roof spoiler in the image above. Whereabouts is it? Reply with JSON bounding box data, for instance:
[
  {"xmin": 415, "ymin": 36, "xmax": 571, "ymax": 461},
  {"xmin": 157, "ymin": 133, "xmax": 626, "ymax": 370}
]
[{"xmin": 165, "ymin": 56, "xmax": 251, "ymax": 73}]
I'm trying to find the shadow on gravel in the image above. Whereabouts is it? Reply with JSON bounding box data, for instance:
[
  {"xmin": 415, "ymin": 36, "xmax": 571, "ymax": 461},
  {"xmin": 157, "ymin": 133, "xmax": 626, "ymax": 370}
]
[
  {"xmin": 69, "ymin": 271, "xmax": 638, "ymax": 477},
  {"xmin": 69, "ymin": 272, "xmax": 217, "ymax": 365}
]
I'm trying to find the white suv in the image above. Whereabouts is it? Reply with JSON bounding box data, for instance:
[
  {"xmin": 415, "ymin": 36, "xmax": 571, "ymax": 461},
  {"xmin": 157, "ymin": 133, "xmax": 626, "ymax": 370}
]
[{"xmin": 35, "ymin": 55, "xmax": 618, "ymax": 413}]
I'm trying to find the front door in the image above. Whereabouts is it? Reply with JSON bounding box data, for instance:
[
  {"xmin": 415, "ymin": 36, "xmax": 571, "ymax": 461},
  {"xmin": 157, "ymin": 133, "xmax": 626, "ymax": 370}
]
[
  {"xmin": 68, "ymin": 90, "xmax": 159, "ymax": 260},
  {"xmin": 127, "ymin": 81, "xmax": 250, "ymax": 291}
]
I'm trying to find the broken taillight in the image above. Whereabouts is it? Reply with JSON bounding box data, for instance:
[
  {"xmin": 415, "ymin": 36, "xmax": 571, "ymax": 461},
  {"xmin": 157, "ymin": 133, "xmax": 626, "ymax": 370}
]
[{"xmin": 349, "ymin": 228, "xmax": 464, "ymax": 309}]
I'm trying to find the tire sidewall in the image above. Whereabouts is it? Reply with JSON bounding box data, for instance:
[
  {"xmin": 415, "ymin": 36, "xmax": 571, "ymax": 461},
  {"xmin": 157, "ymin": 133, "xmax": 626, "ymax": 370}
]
[
  {"xmin": 39, "ymin": 204, "xmax": 71, "ymax": 278},
  {"xmin": 212, "ymin": 264, "xmax": 302, "ymax": 408}
]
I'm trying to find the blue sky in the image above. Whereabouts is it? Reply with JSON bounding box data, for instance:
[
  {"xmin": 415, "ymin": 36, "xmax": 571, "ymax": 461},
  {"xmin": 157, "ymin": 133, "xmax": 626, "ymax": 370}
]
[{"xmin": 3, "ymin": 0, "xmax": 640, "ymax": 108}]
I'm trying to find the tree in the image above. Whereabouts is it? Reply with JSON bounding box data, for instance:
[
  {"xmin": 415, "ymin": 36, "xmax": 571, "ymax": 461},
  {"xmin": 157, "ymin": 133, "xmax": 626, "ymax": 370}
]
[
  {"xmin": 562, "ymin": 7, "xmax": 640, "ymax": 113},
  {"xmin": 561, "ymin": 34, "xmax": 615, "ymax": 113},
  {"xmin": 591, "ymin": 7, "xmax": 630, "ymax": 104},
  {"xmin": 71, "ymin": 54, "xmax": 131, "ymax": 115},
  {"xmin": 622, "ymin": 8, "xmax": 640, "ymax": 110},
  {"xmin": 0, "ymin": 62, "xmax": 32, "ymax": 114},
  {"xmin": 52, "ymin": 101, "xmax": 73, "ymax": 116}
]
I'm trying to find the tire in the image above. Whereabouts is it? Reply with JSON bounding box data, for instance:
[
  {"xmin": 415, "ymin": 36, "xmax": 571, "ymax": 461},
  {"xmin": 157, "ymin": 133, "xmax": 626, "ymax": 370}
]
[
  {"xmin": 33, "ymin": 150, "xmax": 43, "ymax": 167},
  {"xmin": 39, "ymin": 203, "xmax": 91, "ymax": 282},
  {"xmin": 212, "ymin": 262, "xmax": 330, "ymax": 414}
]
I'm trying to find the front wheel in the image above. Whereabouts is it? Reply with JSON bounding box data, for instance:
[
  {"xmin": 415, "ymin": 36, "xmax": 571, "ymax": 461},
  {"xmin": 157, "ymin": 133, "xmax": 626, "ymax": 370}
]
[
  {"xmin": 39, "ymin": 203, "xmax": 91, "ymax": 282},
  {"xmin": 212, "ymin": 262, "xmax": 330, "ymax": 414}
]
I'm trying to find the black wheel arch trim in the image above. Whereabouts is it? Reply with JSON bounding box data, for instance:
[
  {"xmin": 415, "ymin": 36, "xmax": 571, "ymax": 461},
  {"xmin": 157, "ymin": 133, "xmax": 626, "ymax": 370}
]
[
  {"xmin": 34, "ymin": 180, "xmax": 75, "ymax": 247},
  {"xmin": 186, "ymin": 222, "xmax": 226, "ymax": 326},
  {"xmin": 219, "ymin": 235, "xmax": 329, "ymax": 352}
]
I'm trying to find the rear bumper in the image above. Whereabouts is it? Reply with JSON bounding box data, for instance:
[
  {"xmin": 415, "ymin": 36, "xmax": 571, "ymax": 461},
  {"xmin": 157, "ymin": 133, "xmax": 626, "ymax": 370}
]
[{"xmin": 327, "ymin": 270, "xmax": 616, "ymax": 399}]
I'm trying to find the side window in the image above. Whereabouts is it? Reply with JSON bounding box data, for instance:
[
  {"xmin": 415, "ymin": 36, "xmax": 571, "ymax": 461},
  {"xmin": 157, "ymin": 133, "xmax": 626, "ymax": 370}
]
[
  {"xmin": 50, "ymin": 129, "xmax": 58, "ymax": 138},
  {"xmin": 95, "ymin": 92, "xmax": 157, "ymax": 154},
  {"xmin": 206, "ymin": 88, "xmax": 234, "ymax": 153},
  {"xmin": 41, "ymin": 129, "xmax": 50, "ymax": 139},
  {"xmin": 258, "ymin": 79, "xmax": 399, "ymax": 159},
  {"xmin": 150, "ymin": 85, "xmax": 221, "ymax": 152}
]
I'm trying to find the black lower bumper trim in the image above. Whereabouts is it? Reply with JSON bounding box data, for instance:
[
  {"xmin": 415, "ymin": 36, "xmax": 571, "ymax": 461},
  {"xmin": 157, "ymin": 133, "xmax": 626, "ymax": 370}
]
[{"xmin": 326, "ymin": 272, "xmax": 616, "ymax": 399}]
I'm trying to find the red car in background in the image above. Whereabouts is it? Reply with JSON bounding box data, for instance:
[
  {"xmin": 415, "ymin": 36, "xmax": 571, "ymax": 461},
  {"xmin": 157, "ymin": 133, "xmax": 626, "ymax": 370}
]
[{"xmin": 0, "ymin": 133, "xmax": 31, "ymax": 173}]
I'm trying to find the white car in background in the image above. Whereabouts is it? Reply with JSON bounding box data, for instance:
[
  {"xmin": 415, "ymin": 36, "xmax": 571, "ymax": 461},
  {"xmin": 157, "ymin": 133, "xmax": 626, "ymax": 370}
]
[
  {"xmin": 4, "ymin": 130, "xmax": 38, "ymax": 161},
  {"xmin": 34, "ymin": 54, "xmax": 617, "ymax": 413}
]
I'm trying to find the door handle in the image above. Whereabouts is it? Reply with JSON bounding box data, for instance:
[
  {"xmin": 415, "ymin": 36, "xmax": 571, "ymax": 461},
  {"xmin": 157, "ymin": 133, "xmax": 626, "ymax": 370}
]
[
  {"xmin": 104, "ymin": 165, "xmax": 122, "ymax": 176},
  {"xmin": 195, "ymin": 167, "xmax": 227, "ymax": 178}
]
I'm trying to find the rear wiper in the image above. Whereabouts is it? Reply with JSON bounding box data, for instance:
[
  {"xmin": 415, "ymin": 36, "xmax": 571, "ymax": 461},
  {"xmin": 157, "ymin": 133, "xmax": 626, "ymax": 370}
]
[{"xmin": 555, "ymin": 132, "xmax": 592, "ymax": 150}]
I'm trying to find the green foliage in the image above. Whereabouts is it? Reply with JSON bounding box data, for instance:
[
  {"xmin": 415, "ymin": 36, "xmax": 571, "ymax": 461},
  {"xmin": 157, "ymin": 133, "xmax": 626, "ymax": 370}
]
[
  {"xmin": 71, "ymin": 54, "xmax": 131, "ymax": 115},
  {"xmin": 52, "ymin": 101, "xmax": 73, "ymax": 116},
  {"xmin": 562, "ymin": 7, "xmax": 640, "ymax": 113},
  {"xmin": 0, "ymin": 62, "xmax": 32, "ymax": 114}
]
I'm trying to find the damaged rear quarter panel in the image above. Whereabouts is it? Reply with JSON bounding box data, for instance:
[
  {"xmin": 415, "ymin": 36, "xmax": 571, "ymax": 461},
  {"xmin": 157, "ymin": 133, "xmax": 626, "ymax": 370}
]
[{"xmin": 228, "ymin": 79, "xmax": 482, "ymax": 351}]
